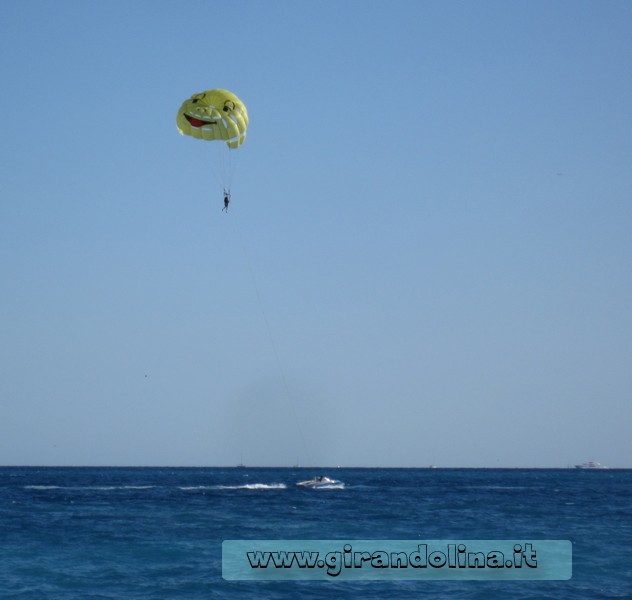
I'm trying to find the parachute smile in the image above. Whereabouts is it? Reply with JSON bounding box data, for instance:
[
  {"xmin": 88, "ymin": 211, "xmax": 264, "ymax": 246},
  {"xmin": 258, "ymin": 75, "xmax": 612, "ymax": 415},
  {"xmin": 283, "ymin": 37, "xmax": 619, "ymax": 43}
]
[{"xmin": 185, "ymin": 114, "xmax": 217, "ymax": 128}]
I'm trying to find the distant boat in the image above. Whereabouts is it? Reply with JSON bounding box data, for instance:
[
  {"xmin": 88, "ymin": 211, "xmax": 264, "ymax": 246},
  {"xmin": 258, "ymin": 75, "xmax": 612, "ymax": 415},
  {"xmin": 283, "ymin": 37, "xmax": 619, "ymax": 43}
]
[
  {"xmin": 296, "ymin": 476, "xmax": 344, "ymax": 489},
  {"xmin": 575, "ymin": 461, "xmax": 608, "ymax": 469}
]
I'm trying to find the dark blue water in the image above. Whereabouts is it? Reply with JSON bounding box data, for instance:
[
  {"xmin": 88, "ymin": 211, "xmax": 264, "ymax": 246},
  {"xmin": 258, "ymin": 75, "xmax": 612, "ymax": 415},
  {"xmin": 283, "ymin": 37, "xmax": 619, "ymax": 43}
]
[{"xmin": 1, "ymin": 467, "xmax": 630, "ymax": 599}]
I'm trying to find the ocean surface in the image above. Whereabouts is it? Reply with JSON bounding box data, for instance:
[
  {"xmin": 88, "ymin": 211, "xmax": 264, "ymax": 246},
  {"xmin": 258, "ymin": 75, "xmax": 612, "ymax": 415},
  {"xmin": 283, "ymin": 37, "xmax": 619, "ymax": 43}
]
[{"xmin": 1, "ymin": 467, "xmax": 630, "ymax": 599}]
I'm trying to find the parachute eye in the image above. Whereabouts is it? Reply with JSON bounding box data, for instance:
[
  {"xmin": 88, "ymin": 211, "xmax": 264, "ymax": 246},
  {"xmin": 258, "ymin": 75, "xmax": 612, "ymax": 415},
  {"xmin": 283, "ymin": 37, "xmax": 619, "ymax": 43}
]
[{"xmin": 192, "ymin": 98, "xmax": 199, "ymax": 104}]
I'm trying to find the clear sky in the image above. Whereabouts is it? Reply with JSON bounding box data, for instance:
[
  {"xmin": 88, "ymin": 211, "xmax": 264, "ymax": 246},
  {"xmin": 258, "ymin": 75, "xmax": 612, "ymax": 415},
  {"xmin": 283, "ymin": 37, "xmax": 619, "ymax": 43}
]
[{"xmin": 1, "ymin": 0, "xmax": 631, "ymax": 468}]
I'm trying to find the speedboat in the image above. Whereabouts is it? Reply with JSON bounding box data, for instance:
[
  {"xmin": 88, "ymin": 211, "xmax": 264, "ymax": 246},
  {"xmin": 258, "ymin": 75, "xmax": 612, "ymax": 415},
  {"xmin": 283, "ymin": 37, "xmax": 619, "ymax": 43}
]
[
  {"xmin": 575, "ymin": 461, "xmax": 608, "ymax": 469},
  {"xmin": 296, "ymin": 476, "xmax": 344, "ymax": 489}
]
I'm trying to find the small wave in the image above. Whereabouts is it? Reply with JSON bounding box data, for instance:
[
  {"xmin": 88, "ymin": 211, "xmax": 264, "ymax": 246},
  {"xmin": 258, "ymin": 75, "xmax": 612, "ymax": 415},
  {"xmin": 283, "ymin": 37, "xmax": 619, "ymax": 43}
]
[
  {"xmin": 120, "ymin": 485, "xmax": 156, "ymax": 490},
  {"xmin": 24, "ymin": 485, "xmax": 61, "ymax": 490},
  {"xmin": 83, "ymin": 485, "xmax": 158, "ymax": 491},
  {"xmin": 180, "ymin": 483, "xmax": 287, "ymax": 491},
  {"xmin": 217, "ymin": 483, "xmax": 287, "ymax": 490}
]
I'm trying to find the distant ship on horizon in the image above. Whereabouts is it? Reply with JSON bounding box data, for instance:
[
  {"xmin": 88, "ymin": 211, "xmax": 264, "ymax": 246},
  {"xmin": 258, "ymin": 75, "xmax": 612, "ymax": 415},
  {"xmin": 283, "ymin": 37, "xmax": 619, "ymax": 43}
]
[{"xmin": 575, "ymin": 461, "xmax": 608, "ymax": 469}]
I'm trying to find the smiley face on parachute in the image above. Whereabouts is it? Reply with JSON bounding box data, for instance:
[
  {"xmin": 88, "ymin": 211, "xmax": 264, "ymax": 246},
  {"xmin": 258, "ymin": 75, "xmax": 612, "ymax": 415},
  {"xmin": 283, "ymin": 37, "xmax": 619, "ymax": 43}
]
[{"xmin": 176, "ymin": 89, "xmax": 248, "ymax": 149}]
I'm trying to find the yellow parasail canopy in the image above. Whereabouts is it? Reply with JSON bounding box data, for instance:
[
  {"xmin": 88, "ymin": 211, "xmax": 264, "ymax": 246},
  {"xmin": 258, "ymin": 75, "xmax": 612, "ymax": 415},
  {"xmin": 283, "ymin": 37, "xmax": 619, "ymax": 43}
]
[{"xmin": 176, "ymin": 89, "xmax": 248, "ymax": 149}]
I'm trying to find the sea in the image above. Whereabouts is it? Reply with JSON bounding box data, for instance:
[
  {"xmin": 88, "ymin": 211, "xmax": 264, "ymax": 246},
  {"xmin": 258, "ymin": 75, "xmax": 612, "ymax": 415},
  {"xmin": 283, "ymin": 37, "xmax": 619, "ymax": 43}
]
[{"xmin": 1, "ymin": 467, "xmax": 630, "ymax": 599}]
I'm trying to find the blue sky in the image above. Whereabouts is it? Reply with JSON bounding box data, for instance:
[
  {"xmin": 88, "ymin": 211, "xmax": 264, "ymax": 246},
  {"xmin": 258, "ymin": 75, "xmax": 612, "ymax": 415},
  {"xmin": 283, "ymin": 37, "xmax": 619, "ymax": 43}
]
[{"xmin": 1, "ymin": 0, "xmax": 631, "ymax": 467}]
